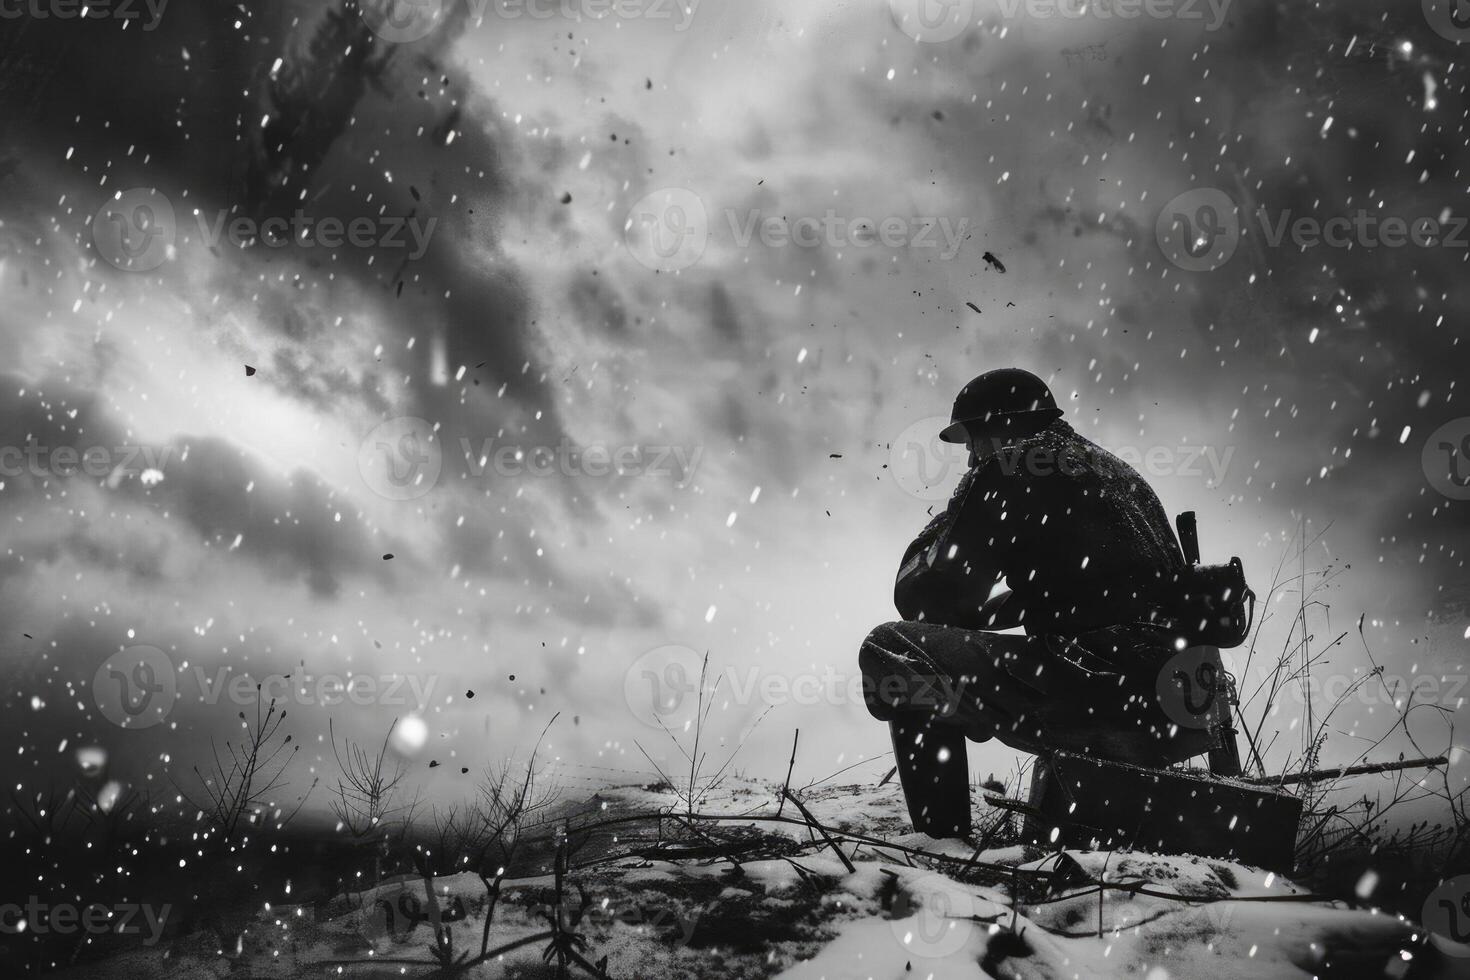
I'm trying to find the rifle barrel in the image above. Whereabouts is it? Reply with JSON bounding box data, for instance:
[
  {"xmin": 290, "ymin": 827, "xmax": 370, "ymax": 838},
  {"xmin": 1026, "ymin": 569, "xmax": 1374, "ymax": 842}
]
[{"xmin": 1241, "ymin": 755, "xmax": 1449, "ymax": 787}]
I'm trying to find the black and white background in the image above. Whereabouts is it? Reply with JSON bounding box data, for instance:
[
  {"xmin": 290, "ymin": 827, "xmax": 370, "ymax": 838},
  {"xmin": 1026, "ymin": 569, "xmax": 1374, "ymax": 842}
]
[{"xmin": 1, "ymin": 1, "xmax": 1469, "ymax": 974}]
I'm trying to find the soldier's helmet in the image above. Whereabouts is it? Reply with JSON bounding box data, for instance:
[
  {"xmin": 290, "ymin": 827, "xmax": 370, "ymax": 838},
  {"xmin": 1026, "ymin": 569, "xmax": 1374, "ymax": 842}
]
[{"xmin": 939, "ymin": 368, "xmax": 1064, "ymax": 444}]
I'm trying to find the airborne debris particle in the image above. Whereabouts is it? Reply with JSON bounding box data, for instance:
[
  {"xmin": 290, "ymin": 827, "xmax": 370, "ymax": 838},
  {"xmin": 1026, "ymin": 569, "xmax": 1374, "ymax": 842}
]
[
  {"xmin": 983, "ymin": 251, "xmax": 1006, "ymax": 273},
  {"xmin": 244, "ymin": 365, "xmax": 256, "ymax": 376}
]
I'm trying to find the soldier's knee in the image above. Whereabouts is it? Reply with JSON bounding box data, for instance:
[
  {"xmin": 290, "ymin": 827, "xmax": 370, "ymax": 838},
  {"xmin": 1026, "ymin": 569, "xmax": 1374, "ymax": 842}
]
[
  {"xmin": 860, "ymin": 620, "xmax": 905, "ymax": 655},
  {"xmin": 859, "ymin": 622, "xmax": 909, "ymax": 718}
]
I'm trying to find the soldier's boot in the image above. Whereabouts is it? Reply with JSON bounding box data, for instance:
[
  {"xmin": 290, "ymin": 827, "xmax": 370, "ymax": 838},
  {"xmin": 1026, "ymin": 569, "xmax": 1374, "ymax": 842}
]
[{"xmin": 889, "ymin": 718, "xmax": 971, "ymax": 838}]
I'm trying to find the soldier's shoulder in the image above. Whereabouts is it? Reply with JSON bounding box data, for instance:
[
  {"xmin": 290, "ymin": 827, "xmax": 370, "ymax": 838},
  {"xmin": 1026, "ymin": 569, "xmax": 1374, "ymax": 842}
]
[
  {"xmin": 1049, "ymin": 423, "xmax": 1146, "ymax": 483},
  {"xmin": 1051, "ymin": 421, "xmax": 1106, "ymax": 454}
]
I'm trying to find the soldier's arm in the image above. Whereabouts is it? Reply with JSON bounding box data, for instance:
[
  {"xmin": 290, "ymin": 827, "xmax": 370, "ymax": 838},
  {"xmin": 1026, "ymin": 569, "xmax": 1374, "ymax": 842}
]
[{"xmin": 893, "ymin": 468, "xmax": 1007, "ymax": 626}]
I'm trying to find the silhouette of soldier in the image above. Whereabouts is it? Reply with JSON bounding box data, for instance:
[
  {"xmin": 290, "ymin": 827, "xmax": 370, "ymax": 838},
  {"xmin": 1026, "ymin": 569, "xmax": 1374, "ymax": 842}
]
[{"xmin": 861, "ymin": 368, "xmax": 1250, "ymax": 836}]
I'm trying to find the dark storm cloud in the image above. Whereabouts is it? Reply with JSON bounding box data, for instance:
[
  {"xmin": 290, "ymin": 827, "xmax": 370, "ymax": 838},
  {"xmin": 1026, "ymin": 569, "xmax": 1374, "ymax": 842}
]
[
  {"xmin": 13, "ymin": 3, "xmax": 648, "ymax": 609},
  {"xmin": 0, "ymin": 374, "xmax": 389, "ymax": 597},
  {"xmin": 4, "ymin": 1, "xmax": 565, "ymax": 451},
  {"xmin": 568, "ymin": 272, "xmax": 630, "ymax": 333},
  {"xmin": 141, "ymin": 437, "xmax": 377, "ymax": 598}
]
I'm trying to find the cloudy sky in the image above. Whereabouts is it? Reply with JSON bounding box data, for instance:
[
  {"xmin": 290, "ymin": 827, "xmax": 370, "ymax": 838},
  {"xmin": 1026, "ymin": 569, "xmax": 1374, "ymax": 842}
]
[{"xmin": 1, "ymin": 0, "xmax": 1466, "ymax": 819}]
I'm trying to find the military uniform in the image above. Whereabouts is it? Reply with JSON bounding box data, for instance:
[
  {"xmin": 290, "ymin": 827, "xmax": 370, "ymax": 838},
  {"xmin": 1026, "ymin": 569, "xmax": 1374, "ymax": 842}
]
[{"xmin": 860, "ymin": 419, "xmax": 1220, "ymax": 766}]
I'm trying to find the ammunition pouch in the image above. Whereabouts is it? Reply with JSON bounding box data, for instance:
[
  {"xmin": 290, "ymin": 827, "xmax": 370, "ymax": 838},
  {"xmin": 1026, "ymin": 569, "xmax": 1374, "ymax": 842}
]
[{"xmin": 1168, "ymin": 557, "xmax": 1255, "ymax": 649}]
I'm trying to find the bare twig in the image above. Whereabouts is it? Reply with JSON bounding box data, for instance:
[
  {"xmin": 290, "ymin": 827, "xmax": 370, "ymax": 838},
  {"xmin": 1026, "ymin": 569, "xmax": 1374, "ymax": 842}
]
[
  {"xmin": 776, "ymin": 729, "xmax": 800, "ymax": 817},
  {"xmin": 781, "ymin": 788, "xmax": 856, "ymax": 873}
]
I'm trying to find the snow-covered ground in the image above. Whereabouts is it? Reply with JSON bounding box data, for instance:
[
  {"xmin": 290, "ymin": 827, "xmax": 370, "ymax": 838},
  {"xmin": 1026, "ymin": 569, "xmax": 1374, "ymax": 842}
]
[{"xmin": 54, "ymin": 779, "xmax": 1463, "ymax": 979}]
